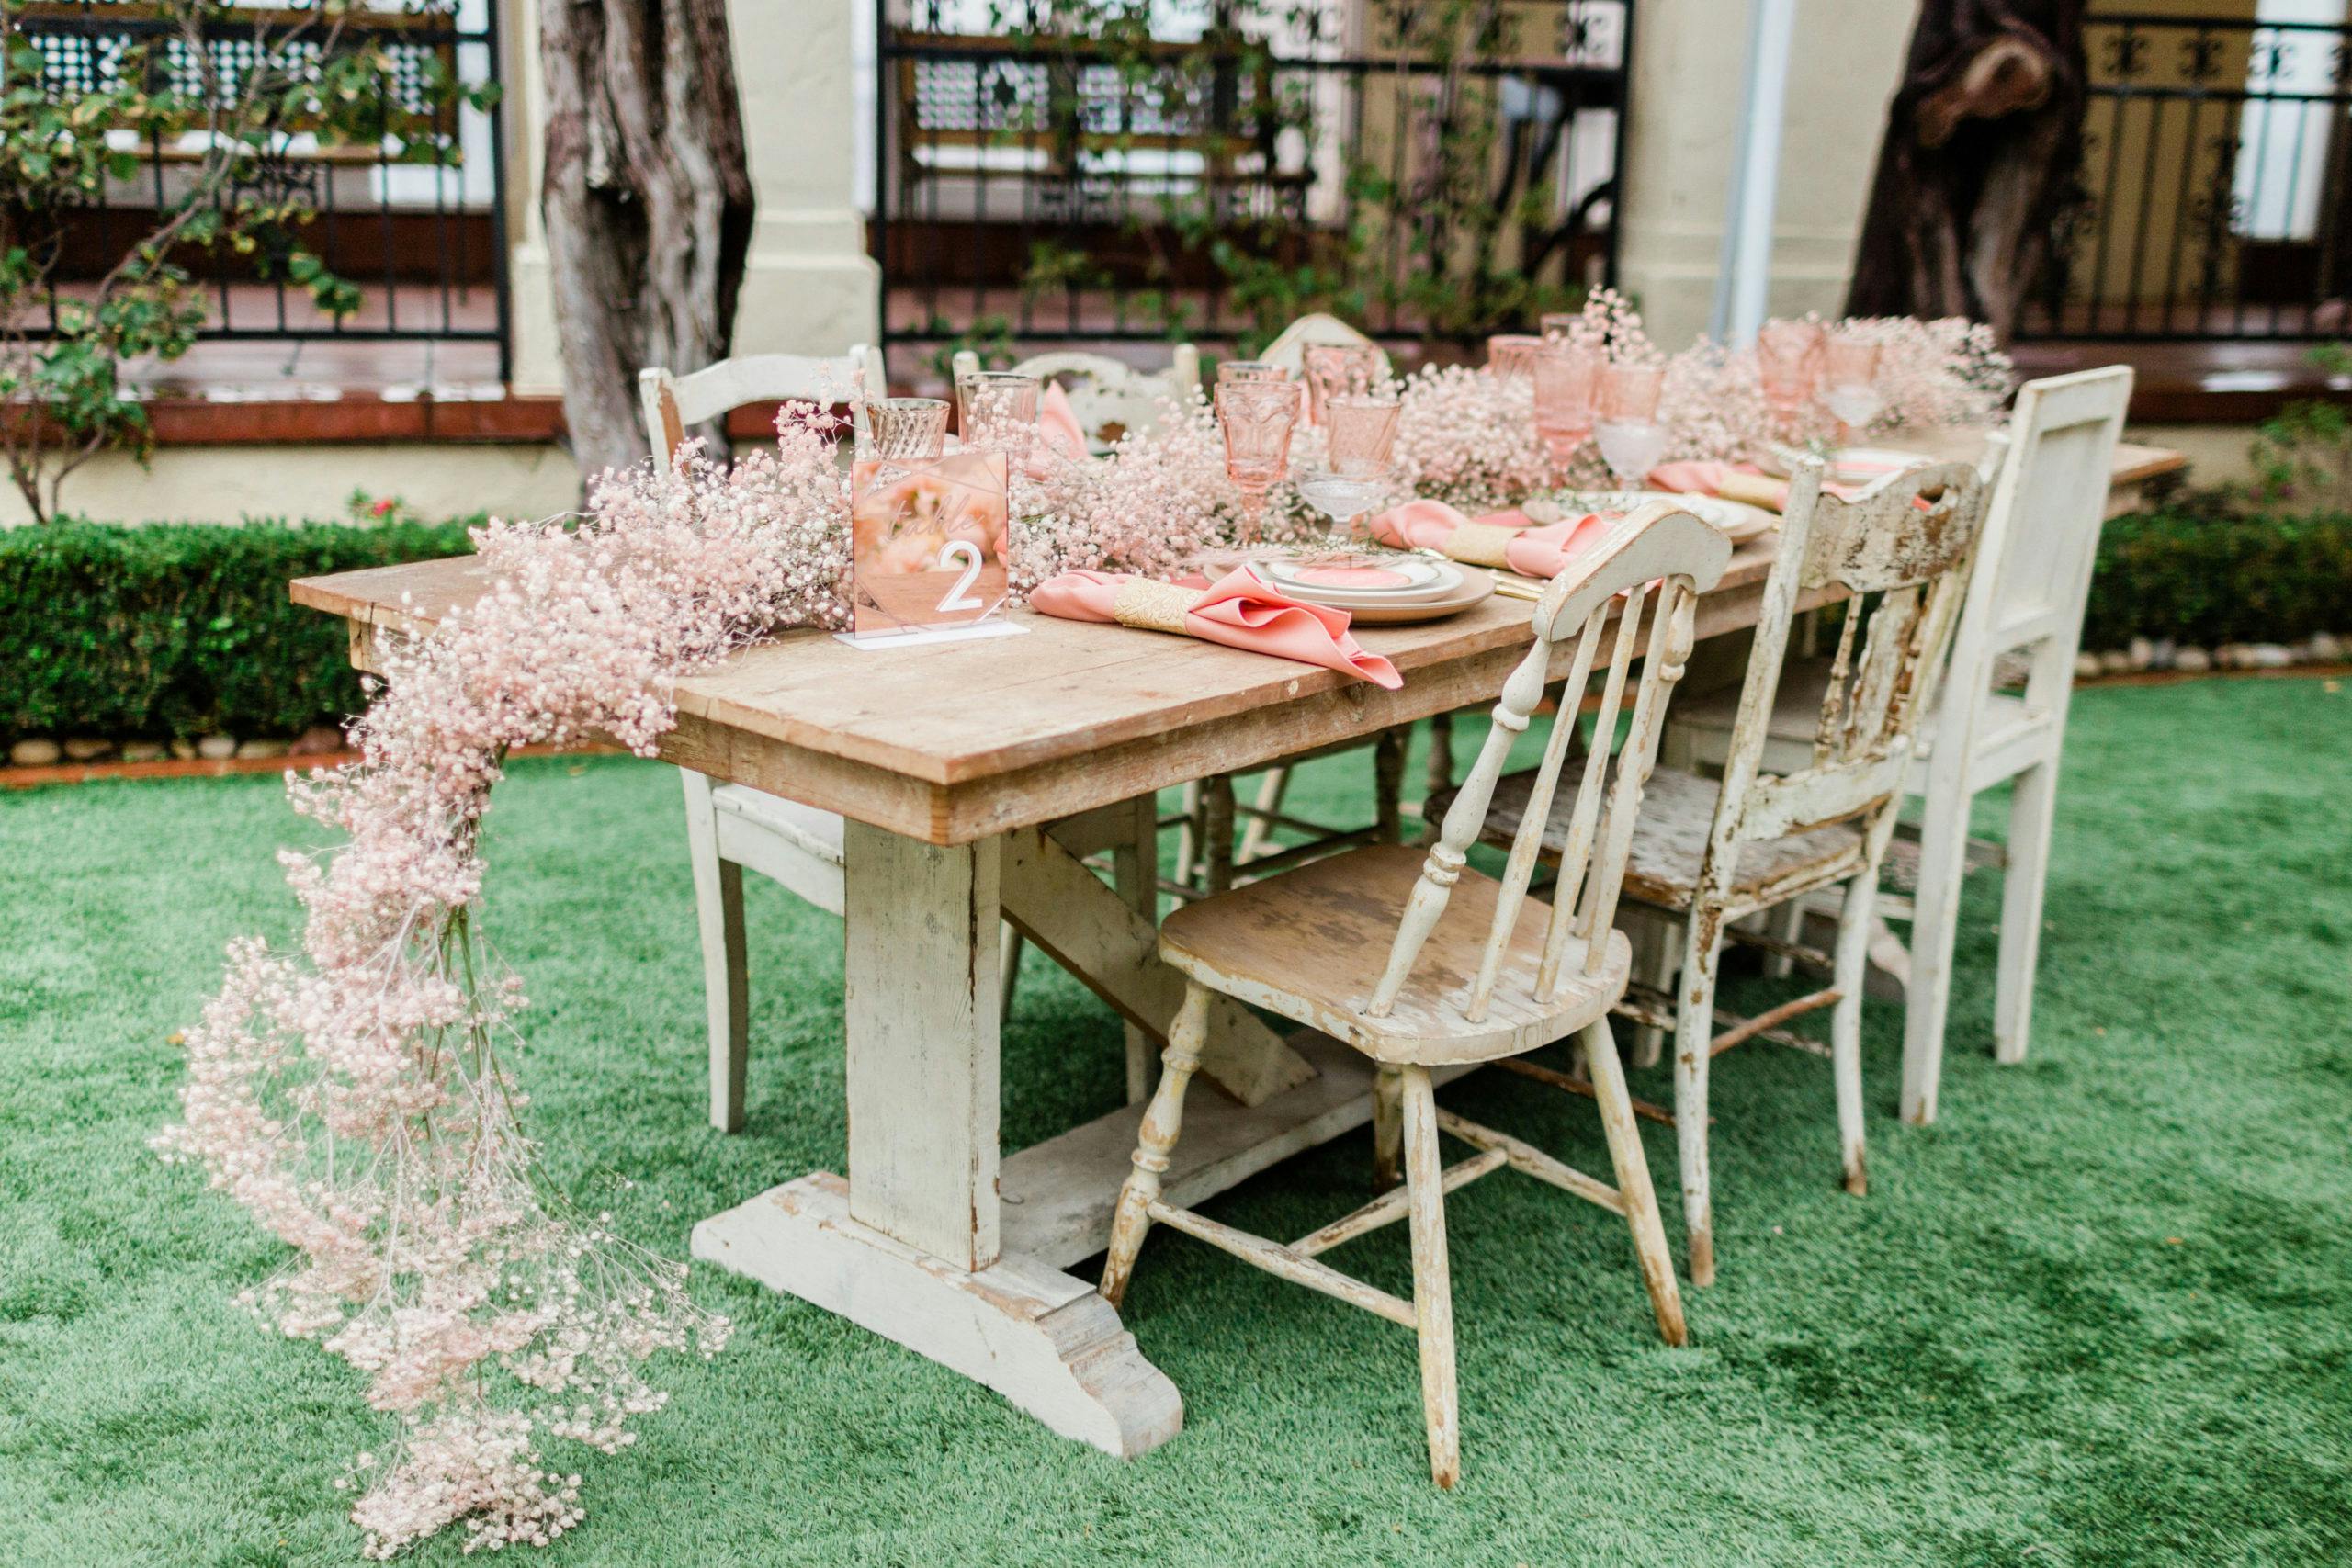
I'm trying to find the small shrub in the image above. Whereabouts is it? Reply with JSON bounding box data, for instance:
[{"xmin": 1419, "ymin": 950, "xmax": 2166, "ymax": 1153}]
[
  {"xmin": 0, "ymin": 515, "xmax": 478, "ymax": 743},
  {"xmin": 2082, "ymin": 504, "xmax": 2352, "ymax": 651}
]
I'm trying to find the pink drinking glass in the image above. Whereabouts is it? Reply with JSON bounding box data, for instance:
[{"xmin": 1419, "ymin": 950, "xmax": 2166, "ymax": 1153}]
[
  {"xmin": 1538, "ymin": 310, "xmax": 1582, "ymax": 340},
  {"xmin": 956, "ymin": 370, "xmax": 1041, "ymax": 462},
  {"xmin": 1531, "ymin": 340, "xmax": 1599, "ymax": 470},
  {"xmin": 867, "ymin": 397, "xmax": 949, "ymax": 462},
  {"xmin": 1822, "ymin": 331, "xmax": 1884, "ymax": 433},
  {"xmin": 1323, "ymin": 391, "xmax": 1401, "ymax": 478},
  {"xmin": 1487, "ymin": 333, "xmax": 1544, "ymax": 381},
  {"xmin": 1216, "ymin": 358, "xmax": 1288, "ymax": 383},
  {"xmin": 1301, "ymin": 341, "xmax": 1382, "ymax": 424},
  {"xmin": 1216, "ymin": 378, "xmax": 1300, "ymax": 543},
  {"xmin": 1756, "ymin": 319, "xmax": 1824, "ymax": 432}
]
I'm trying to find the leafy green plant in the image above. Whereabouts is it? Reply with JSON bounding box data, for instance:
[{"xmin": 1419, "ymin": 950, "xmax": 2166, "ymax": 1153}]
[
  {"xmin": 0, "ymin": 5, "xmax": 492, "ymax": 521},
  {"xmin": 0, "ymin": 513, "xmax": 481, "ymax": 742},
  {"xmin": 2082, "ymin": 502, "xmax": 2352, "ymax": 651}
]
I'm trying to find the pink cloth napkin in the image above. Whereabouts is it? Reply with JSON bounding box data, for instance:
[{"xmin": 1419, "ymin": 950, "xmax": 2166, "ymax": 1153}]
[
  {"xmin": 1364, "ymin": 498, "xmax": 1611, "ymax": 579},
  {"xmin": 1039, "ymin": 382, "xmax": 1090, "ymax": 461},
  {"xmin": 1028, "ymin": 568, "xmax": 1402, "ymax": 690},
  {"xmin": 1648, "ymin": 459, "xmax": 1794, "ymax": 511}
]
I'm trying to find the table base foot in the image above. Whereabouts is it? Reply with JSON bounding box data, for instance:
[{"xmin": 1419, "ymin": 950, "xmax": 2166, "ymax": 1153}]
[{"xmin": 692, "ymin": 1171, "xmax": 1182, "ymax": 1458}]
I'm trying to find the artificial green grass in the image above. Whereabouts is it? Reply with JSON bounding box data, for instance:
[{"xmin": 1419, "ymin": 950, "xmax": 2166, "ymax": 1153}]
[{"xmin": 1, "ymin": 678, "xmax": 2346, "ymax": 1566}]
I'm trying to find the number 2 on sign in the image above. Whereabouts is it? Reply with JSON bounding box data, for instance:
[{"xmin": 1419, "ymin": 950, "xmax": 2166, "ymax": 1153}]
[{"xmin": 935, "ymin": 540, "xmax": 985, "ymax": 613}]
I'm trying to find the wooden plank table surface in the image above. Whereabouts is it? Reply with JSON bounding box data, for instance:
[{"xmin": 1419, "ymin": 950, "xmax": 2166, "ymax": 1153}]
[{"xmin": 290, "ymin": 432, "xmax": 2181, "ymax": 1460}]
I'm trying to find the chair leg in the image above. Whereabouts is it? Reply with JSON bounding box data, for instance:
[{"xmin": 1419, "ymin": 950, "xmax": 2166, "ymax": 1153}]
[
  {"xmin": 998, "ymin": 924, "xmax": 1025, "ymax": 1023},
  {"xmin": 1425, "ymin": 710, "xmax": 1454, "ymax": 797},
  {"xmin": 1995, "ymin": 759, "xmax": 2061, "ymax": 1066},
  {"xmin": 1237, "ymin": 767, "xmax": 1290, "ymax": 863},
  {"xmin": 1830, "ymin": 871, "xmax": 1877, "ymax": 1198},
  {"xmin": 1898, "ymin": 779, "xmax": 1973, "ymax": 1125},
  {"xmin": 1579, "ymin": 1019, "xmax": 1688, "ymax": 1346},
  {"xmin": 1763, "ymin": 899, "xmax": 1804, "ymax": 979},
  {"xmin": 1099, "ymin": 982, "xmax": 1210, "ymax": 1309},
  {"xmin": 1202, "ymin": 774, "xmax": 1236, "ymax": 896},
  {"xmin": 1672, "ymin": 916, "xmax": 1723, "ymax": 1286},
  {"xmin": 1112, "ymin": 802, "xmax": 1158, "ymax": 1104},
  {"xmin": 1634, "ymin": 917, "xmax": 1677, "ymax": 1068},
  {"xmin": 1374, "ymin": 727, "xmax": 1408, "ymax": 844},
  {"xmin": 1372, "ymin": 1065, "xmax": 1403, "ymax": 1191},
  {"xmin": 1399, "ymin": 1065, "xmax": 1460, "ymax": 1490},
  {"xmin": 681, "ymin": 771, "xmax": 749, "ymax": 1134},
  {"xmin": 1173, "ymin": 781, "xmax": 1202, "ymax": 887}
]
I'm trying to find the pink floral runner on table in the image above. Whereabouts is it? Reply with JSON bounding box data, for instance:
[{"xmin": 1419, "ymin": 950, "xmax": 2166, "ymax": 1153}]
[
  {"xmin": 1365, "ymin": 498, "xmax": 1612, "ymax": 579},
  {"xmin": 1030, "ymin": 568, "xmax": 1403, "ymax": 689}
]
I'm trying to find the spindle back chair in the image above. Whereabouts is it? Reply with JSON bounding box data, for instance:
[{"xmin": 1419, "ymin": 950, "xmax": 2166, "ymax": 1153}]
[{"xmin": 1098, "ymin": 502, "xmax": 1732, "ymax": 1488}]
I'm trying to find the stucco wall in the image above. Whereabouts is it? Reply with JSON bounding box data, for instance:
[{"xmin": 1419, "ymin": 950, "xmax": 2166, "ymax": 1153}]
[
  {"xmin": 2, "ymin": 445, "xmax": 582, "ymax": 527},
  {"xmin": 1615, "ymin": 0, "xmax": 1917, "ymax": 346}
]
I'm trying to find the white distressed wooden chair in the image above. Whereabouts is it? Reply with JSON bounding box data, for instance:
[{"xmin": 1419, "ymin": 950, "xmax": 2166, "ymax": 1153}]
[
  {"xmin": 1099, "ymin": 502, "xmax": 1731, "ymax": 1488},
  {"xmin": 1436, "ymin": 459, "xmax": 1988, "ymax": 1286},
  {"xmin": 1257, "ymin": 310, "xmax": 1395, "ymax": 380},
  {"xmin": 1659, "ymin": 367, "xmax": 2131, "ymax": 1124},
  {"xmin": 949, "ymin": 344, "xmax": 1202, "ymax": 449},
  {"xmin": 645, "ymin": 346, "xmax": 1078, "ymax": 1131}
]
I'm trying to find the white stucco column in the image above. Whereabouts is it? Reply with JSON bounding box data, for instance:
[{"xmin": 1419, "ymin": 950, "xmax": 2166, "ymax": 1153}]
[
  {"xmin": 1614, "ymin": 0, "xmax": 1914, "ymax": 347},
  {"xmin": 726, "ymin": 0, "xmax": 883, "ymax": 358},
  {"xmin": 499, "ymin": 0, "xmax": 882, "ymax": 398}
]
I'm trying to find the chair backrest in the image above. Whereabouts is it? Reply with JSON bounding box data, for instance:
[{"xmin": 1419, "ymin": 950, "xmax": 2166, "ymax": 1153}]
[
  {"xmin": 1367, "ymin": 502, "xmax": 1735, "ymax": 1023},
  {"xmin": 639, "ymin": 346, "xmax": 885, "ymax": 475},
  {"xmin": 1941, "ymin": 366, "xmax": 2133, "ymax": 741},
  {"xmin": 948, "ymin": 345, "xmax": 1203, "ymax": 446},
  {"xmin": 1707, "ymin": 457, "xmax": 1989, "ymax": 865},
  {"xmin": 1257, "ymin": 312, "xmax": 1395, "ymax": 382}
]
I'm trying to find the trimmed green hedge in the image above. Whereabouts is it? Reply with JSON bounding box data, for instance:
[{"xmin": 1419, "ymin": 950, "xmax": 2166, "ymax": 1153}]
[
  {"xmin": 1, "ymin": 503, "xmax": 2345, "ymax": 746},
  {"xmin": 0, "ymin": 517, "xmax": 478, "ymax": 743},
  {"xmin": 2081, "ymin": 505, "xmax": 2352, "ymax": 652}
]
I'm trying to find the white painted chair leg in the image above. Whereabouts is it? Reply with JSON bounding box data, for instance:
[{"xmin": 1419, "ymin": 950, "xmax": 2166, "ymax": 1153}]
[
  {"xmin": 1237, "ymin": 767, "xmax": 1290, "ymax": 863},
  {"xmin": 1672, "ymin": 919, "xmax": 1722, "ymax": 1286},
  {"xmin": 1099, "ymin": 983, "xmax": 1209, "ymax": 1308},
  {"xmin": 1173, "ymin": 781, "xmax": 1202, "ymax": 887},
  {"xmin": 1634, "ymin": 916, "xmax": 1678, "ymax": 1068},
  {"xmin": 1399, "ymin": 1065, "xmax": 1461, "ymax": 1490},
  {"xmin": 1580, "ymin": 1019, "xmax": 1688, "ymax": 1346},
  {"xmin": 1995, "ymin": 760, "xmax": 2062, "ymax": 1066},
  {"xmin": 681, "ymin": 770, "xmax": 750, "ymax": 1133},
  {"xmin": 999, "ymin": 925, "xmax": 1025, "ymax": 1023},
  {"xmin": 1830, "ymin": 872, "xmax": 1876, "ymax": 1198},
  {"xmin": 1898, "ymin": 782, "xmax": 1973, "ymax": 1125},
  {"xmin": 1763, "ymin": 900, "xmax": 1804, "ymax": 979},
  {"xmin": 1372, "ymin": 1065, "xmax": 1403, "ymax": 1191}
]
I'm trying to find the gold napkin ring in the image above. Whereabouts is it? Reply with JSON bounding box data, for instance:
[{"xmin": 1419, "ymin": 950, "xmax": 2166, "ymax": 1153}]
[
  {"xmin": 1111, "ymin": 580, "xmax": 1203, "ymax": 636},
  {"xmin": 1443, "ymin": 523, "xmax": 1518, "ymax": 568}
]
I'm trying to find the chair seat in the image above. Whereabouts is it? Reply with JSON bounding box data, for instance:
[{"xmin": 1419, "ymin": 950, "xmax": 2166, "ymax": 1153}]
[
  {"xmin": 1157, "ymin": 843, "xmax": 1629, "ymax": 1066},
  {"xmin": 1668, "ymin": 657, "xmax": 2032, "ymax": 761},
  {"xmin": 1440, "ymin": 768, "xmax": 1866, "ymax": 913},
  {"xmin": 712, "ymin": 783, "xmax": 844, "ymax": 864}
]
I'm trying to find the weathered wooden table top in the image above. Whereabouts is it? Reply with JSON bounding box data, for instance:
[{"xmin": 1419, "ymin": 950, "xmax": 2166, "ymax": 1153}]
[{"xmin": 292, "ymin": 436, "xmax": 2181, "ymax": 846}]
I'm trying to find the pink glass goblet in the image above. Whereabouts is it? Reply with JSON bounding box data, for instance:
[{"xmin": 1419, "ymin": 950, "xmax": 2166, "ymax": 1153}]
[
  {"xmin": 1595, "ymin": 361, "xmax": 1668, "ymax": 487},
  {"xmin": 1822, "ymin": 331, "xmax": 1884, "ymax": 433},
  {"xmin": 1487, "ymin": 333, "xmax": 1544, "ymax": 381},
  {"xmin": 867, "ymin": 397, "xmax": 949, "ymax": 463},
  {"xmin": 1323, "ymin": 391, "xmax": 1400, "ymax": 479},
  {"xmin": 956, "ymin": 370, "xmax": 1041, "ymax": 463},
  {"xmin": 1216, "ymin": 378, "xmax": 1301, "ymax": 544},
  {"xmin": 1301, "ymin": 341, "xmax": 1383, "ymax": 425},
  {"xmin": 1531, "ymin": 340, "xmax": 1600, "ymax": 472},
  {"xmin": 1756, "ymin": 318, "xmax": 1825, "ymax": 432}
]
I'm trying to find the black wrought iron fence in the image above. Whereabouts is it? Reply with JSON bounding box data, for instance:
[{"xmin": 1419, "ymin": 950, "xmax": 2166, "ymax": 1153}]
[
  {"xmin": 10, "ymin": 1, "xmax": 509, "ymax": 377},
  {"xmin": 2022, "ymin": 11, "xmax": 2352, "ymax": 342},
  {"xmin": 873, "ymin": 1, "xmax": 1631, "ymax": 353}
]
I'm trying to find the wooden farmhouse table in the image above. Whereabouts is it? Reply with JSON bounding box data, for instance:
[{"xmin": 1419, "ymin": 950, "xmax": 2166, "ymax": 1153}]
[{"xmin": 291, "ymin": 434, "xmax": 2181, "ymax": 1459}]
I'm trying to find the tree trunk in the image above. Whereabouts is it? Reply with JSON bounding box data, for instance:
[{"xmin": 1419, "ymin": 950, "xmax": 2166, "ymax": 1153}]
[
  {"xmin": 539, "ymin": 0, "xmax": 755, "ymax": 480},
  {"xmin": 1845, "ymin": 0, "xmax": 2087, "ymax": 340}
]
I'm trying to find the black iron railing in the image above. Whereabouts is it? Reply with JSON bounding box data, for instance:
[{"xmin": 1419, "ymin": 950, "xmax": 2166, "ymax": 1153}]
[
  {"xmin": 873, "ymin": 2, "xmax": 1631, "ymax": 350},
  {"xmin": 2023, "ymin": 11, "xmax": 2352, "ymax": 342},
  {"xmin": 11, "ymin": 1, "xmax": 510, "ymax": 378}
]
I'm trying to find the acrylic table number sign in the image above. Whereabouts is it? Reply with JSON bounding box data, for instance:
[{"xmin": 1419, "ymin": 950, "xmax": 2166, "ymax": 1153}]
[{"xmin": 841, "ymin": 448, "xmax": 1026, "ymax": 649}]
